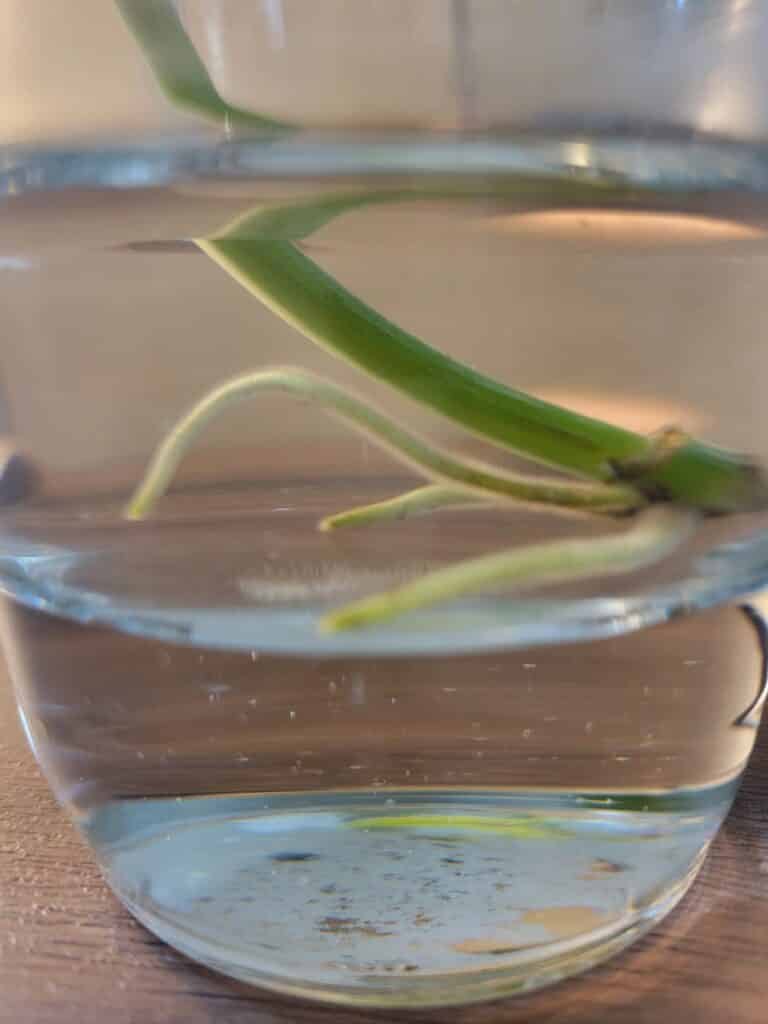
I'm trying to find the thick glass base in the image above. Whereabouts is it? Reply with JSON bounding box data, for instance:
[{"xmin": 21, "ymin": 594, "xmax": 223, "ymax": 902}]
[{"xmin": 93, "ymin": 791, "xmax": 711, "ymax": 1009}]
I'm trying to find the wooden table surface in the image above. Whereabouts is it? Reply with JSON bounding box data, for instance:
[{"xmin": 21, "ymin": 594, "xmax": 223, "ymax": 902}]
[{"xmin": 1, "ymin": 655, "xmax": 766, "ymax": 1024}]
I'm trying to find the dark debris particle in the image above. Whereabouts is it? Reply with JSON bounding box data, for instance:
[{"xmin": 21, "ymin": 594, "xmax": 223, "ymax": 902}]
[
  {"xmin": 317, "ymin": 916, "xmax": 395, "ymax": 937},
  {"xmin": 269, "ymin": 851, "xmax": 322, "ymax": 863}
]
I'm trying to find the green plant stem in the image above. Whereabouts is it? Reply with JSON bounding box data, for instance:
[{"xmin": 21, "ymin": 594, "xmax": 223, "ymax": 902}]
[
  {"xmin": 125, "ymin": 368, "xmax": 641, "ymax": 521},
  {"xmin": 116, "ymin": 0, "xmax": 291, "ymax": 133},
  {"xmin": 200, "ymin": 238, "xmax": 643, "ymax": 479},
  {"xmin": 200, "ymin": 236, "xmax": 766, "ymax": 514},
  {"xmin": 321, "ymin": 505, "xmax": 696, "ymax": 632}
]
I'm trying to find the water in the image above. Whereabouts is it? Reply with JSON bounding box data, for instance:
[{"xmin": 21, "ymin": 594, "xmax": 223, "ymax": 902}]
[{"xmin": 1, "ymin": 135, "xmax": 768, "ymax": 1004}]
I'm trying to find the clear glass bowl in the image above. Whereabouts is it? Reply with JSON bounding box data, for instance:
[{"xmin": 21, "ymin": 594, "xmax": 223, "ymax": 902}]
[{"xmin": 1, "ymin": 0, "xmax": 767, "ymax": 1009}]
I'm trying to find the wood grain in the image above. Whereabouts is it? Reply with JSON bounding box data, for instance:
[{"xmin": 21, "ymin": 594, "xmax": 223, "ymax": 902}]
[{"xmin": 1, "ymin": 654, "xmax": 766, "ymax": 1024}]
